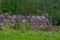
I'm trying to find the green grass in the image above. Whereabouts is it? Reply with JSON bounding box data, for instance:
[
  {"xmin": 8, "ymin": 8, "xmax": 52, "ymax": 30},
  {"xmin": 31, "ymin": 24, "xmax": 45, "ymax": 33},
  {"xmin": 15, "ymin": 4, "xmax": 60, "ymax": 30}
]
[{"xmin": 0, "ymin": 29, "xmax": 60, "ymax": 40}]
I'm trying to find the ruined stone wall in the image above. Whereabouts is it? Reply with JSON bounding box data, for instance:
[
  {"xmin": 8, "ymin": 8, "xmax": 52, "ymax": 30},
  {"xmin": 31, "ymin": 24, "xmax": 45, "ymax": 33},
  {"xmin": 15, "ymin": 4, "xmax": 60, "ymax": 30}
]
[{"xmin": 0, "ymin": 14, "xmax": 52, "ymax": 30}]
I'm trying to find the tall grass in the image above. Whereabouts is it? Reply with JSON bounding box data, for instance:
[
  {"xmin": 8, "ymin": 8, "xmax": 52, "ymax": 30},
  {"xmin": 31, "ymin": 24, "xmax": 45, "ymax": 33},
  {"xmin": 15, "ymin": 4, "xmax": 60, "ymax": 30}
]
[
  {"xmin": 0, "ymin": 24, "xmax": 60, "ymax": 40},
  {"xmin": 0, "ymin": 29, "xmax": 60, "ymax": 40}
]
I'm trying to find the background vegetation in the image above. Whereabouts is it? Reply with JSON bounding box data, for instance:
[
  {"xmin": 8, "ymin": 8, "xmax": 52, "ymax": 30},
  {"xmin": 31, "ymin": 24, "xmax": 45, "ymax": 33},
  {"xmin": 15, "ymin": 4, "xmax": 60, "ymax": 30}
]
[{"xmin": 0, "ymin": 0, "xmax": 60, "ymax": 25}]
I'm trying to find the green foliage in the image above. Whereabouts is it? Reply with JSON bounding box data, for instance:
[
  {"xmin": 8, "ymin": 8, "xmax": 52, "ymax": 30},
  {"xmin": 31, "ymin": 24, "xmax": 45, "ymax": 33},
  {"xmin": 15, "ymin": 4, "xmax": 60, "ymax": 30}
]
[
  {"xmin": 0, "ymin": 30, "xmax": 60, "ymax": 40},
  {"xmin": 18, "ymin": 23, "xmax": 34, "ymax": 31},
  {"xmin": 0, "ymin": 0, "xmax": 60, "ymax": 25}
]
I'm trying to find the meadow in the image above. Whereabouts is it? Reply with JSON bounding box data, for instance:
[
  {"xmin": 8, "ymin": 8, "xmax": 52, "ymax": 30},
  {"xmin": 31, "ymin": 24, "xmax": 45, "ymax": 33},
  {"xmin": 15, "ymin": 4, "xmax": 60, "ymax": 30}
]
[{"xmin": 0, "ymin": 29, "xmax": 60, "ymax": 40}]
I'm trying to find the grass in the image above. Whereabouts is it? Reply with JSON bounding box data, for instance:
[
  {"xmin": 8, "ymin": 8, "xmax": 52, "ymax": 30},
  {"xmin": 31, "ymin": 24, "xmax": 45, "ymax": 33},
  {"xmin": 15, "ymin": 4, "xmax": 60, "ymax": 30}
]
[{"xmin": 0, "ymin": 29, "xmax": 60, "ymax": 40}]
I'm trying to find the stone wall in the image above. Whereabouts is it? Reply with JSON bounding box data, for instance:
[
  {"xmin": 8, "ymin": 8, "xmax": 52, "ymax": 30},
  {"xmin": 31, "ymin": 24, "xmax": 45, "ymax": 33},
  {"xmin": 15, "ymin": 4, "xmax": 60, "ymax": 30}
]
[{"xmin": 0, "ymin": 14, "xmax": 52, "ymax": 30}]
